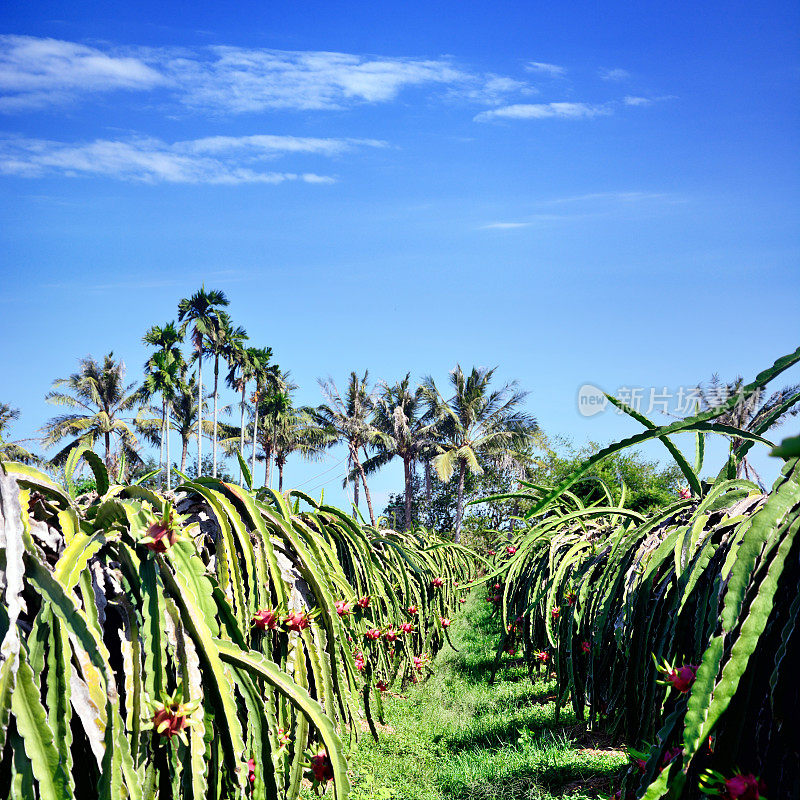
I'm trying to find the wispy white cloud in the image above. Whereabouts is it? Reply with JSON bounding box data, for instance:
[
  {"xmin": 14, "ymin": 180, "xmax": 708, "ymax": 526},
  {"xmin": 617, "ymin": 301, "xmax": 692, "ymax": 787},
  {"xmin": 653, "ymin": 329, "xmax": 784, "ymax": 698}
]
[
  {"xmin": 525, "ymin": 62, "xmax": 566, "ymax": 77},
  {"xmin": 474, "ymin": 101, "xmax": 608, "ymax": 122},
  {"xmin": 0, "ymin": 36, "xmax": 529, "ymax": 114},
  {"xmin": 0, "ymin": 35, "xmax": 168, "ymax": 111},
  {"xmin": 545, "ymin": 191, "xmax": 676, "ymax": 204},
  {"xmin": 0, "ymin": 133, "xmax": 383, "ymax": 183},
  {"xmin": 599, "ymin": 67, "xmax": 630, "ymax": 81},
  {"xmin": 480, "ymin": 221, "xmax": 533, "ymax": 229},
  {"xmin": 623, "ymin": 95, "xmax": 651, "ymax": 106}
]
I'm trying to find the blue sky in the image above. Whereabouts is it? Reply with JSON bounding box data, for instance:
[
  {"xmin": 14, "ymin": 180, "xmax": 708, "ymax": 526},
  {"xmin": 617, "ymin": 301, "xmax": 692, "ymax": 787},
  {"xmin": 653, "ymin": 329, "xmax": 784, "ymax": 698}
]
[{"xmin": 1, "ymin": 1, "xmax": 798, "ymax": 509}]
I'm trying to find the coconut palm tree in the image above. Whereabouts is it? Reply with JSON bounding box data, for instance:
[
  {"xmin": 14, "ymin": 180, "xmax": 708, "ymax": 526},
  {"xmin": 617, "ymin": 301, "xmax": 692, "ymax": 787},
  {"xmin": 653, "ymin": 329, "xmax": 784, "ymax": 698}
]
[
  {"xmin": 248, "ymin": 347, "xmax": 279, "ymax": 482},
  {"xmin": 142, "ymin": 350, "xmax": 182, "ymax": 490},
  {"xmin": 204, "ymin": 310, "xmax": 247, "ymax": 478},
  {"xmin": 314, "ymin": 371, "xmax": 379, "ymax": 525},
  {"xmin": 254, "ymin": 385, "xmax": 293, "ymax": 487},
  {"xmin": 143, "ymin": 321, "xmax": 184, "ymax": 487},
  {"xmin": 177, "ymin": 287, "xmax": 229, "ymax": 477},
  {"xmin": 273, "ymin": 407, "xmax": 337, "ymax": 492},
  {"xmin": 359, "ymin": 374, "xmax": 437, "ymax": 530},
  {"xmin": 696, "ymin": 375, "xmax": 800, "ymax": 487},
  {"xmin": 43, "ymin": 353, "xmax": 144, "ymax": 474},
  {"xmin": 170, "ymin": 374, "xmax": 213, "ymax": 474},
  {"xmin": 0, "ymin": 403, "xmax": 39, "ymax": 463},
  {"xmin": 226, "ymin": 345, "xmax": 271, "ymax": 484},
  {"xmin": 422, "ymin": 365, "xmax": 537, "ymax": 541}
]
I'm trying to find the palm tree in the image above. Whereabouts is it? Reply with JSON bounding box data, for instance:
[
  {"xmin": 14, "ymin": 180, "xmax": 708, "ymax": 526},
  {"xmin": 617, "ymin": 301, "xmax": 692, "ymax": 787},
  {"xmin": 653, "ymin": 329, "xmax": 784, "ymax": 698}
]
[
  {"xmin": 314, "ymin": 371, "xmax": 379, "ymax": 525},
  {"xmin": 142, "ymin": 350, "xmax": 182, "ymax": 490},
  {"xmin": 696, "ymin": 375, "xmax": 800, "ymax": 487},
  {"xmin": 254, "ymin": 384, "xmax": 293, "ymax": 487},
  {"xmin": 248, "ymin": 347, "xmax": 278, "ymax": 483},
  {"xmin": 273, "ymin": 407, "xmax": 336, "ymax": 492},
  {"xmin": 169, "ymin": 374, "xmax": 211, "ymax": 474},
  {"xmin": 177, "ymin": 288, "xmax": 229, "ymax": 478},
  {"xmin": 226, "ymin": 345, "xmax": 270, "ymax": 484},
  {"xmin": 143, "ymin": 322, "xmax": 184, "ymax": 488},
  {"xmin": 43, "ymin": 353, "xmax": 144, "ymax": 474},
  {"xmin": 422, "ymin": 365, "xmax": 537, "ymax": 542},
  {"xmin": 204, "ymin": 310, "xmax": 247, "ymax": 478},
  {"xmin": 360, "ymin": 374, "xmax": 437, "ymax": 530},
  {"xmin": 0, "ymin": 403, "xmax": 38, "ymax": 463}
]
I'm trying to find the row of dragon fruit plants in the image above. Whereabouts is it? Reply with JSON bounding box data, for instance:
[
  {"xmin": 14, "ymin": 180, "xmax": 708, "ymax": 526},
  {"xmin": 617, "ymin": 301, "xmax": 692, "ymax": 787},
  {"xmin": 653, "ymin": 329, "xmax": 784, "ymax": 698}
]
[
  {"xmin": 0, "ymin": 448, "xmax": 475, "ymax": 800},
  {"xmin": 482, "ymin": 348, "xmax": 800, "ymax": 800}
]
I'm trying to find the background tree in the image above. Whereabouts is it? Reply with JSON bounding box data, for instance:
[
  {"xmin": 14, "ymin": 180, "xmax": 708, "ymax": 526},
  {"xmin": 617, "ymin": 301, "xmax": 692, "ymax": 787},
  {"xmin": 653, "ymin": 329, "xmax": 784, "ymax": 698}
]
[
  {"xmin": 177, "ymin": 287, "xmax": 229, "ymax": 477},
  {"xmin": 315, "ymin": 371, "xmax": 378, "ymax": 525},
  {"xmin": 142, "ymin": 321, "xmax": 184, "ymax": 488},
  {"xmin": 204, "ymin": 310, "xmax": 247, "ymax": 478},
  {"xmin": 0, "ymin": 403, "xmax": 39, "ymax": 463},
  {"xmin": 695, "ymin": 374, "xmax": 800, "ymax": 487},
  {"xmin": 248, "ymin": 346, "xmax": 278, "ymax": 482},
  {"xmin": 255, "ymin": 380, "xmax": 294, "ymax": 487},
  {"xmin": 422, "ymin": 365, "xmax": 537, "ymax": 541},
  {"xmin": 42, "ymin": 352, "xmax": 144, "ymax": 474},
  {"xmin": 360, "ymin": 374, "xmax": 436, "ymax": 530},
  {"xmin": 272, "ymin": 406, "xmax": 336, "ymax": 491}
]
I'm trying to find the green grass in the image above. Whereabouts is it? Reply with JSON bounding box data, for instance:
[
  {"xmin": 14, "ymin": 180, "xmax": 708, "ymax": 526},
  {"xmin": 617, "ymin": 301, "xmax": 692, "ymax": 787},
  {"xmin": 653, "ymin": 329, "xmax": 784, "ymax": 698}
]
[{"xmin": 344, "ymin": 598, "xmax": 626, "ymax": 800}]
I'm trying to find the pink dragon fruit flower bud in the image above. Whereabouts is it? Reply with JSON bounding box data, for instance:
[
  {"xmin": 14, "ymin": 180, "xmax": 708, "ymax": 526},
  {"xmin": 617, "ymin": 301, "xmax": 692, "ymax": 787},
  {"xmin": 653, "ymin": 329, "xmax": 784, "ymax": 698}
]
[
  {"xmin": 534, "ymin": 650, "xmax": 549, "ymax": 663},
  {"xmin": 440, "ymin": 617, "xmax": 451, "ymax": 628},
  {"xmin": 365, "ymin": 628, "xmax": 381, "ymax": 640},
  {"xmin": 432, "ymin": 577, "xmax": 444, "ymax": 588},
  {"xmin": 407, "ymin": 605, "xmax": 418, "ymax": 615},
  {"xmin": 253, "ymin": 608, "xmax": 280, "ymax": 630},
  {"xmin": 551, "ymin": 607, "xmax": 560, "ymax": 619},
  {"xmin": 247, "ymin": 757, "xmax": 256, "ymax": 784},
  {"xmin": 356, "ymin": 595, "xmax": 371, "ymax": 610},
  {"xmin": 679, "ymin": 487, "xmax": 691, "ymax": 499},
  {"xmin": 400, "ymin": 622, "xmax": 414, "ymax": 633},
  {"xmin": 459, "ymin": 597, "xmax": 466, "ymax": 604},
  {"xmin": 506, "ymin": 545, "xmax": 517, "ymax": 555}
]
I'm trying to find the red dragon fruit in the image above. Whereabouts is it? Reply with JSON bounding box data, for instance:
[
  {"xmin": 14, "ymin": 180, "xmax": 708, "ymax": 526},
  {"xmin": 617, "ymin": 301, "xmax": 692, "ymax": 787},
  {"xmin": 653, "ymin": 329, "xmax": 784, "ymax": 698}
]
[
  {"xmin": 400, "ymin": 622, "xmax": 414, "ymax": 633},
  {"xmin": 365, "ymin": 628, "xmax": 381, "ymax": 640},
  {"xmin": 356, "ymin": 595, "xmax": 371, "ymax": 610},
  {"xmin": 335, "ymin": 599, "xmax": 352, "ymax": 617},
  {"xmin": 283, "ymin": 610, "xmax": 311, "ymax": 632},
  {"xmin": 309, "ymin": 751, "xmax": 333, "ymax": 783},
  {"xmin": 252, "ymin": 608, "xmax": 279, "ymax": 630}
]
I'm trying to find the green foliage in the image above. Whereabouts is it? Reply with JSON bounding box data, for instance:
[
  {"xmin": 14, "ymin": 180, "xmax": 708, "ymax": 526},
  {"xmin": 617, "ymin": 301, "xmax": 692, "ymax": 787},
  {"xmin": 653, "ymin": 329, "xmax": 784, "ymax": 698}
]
[
  {"xmin": 529, "ymin": 441, "xmax": 684, "ymax": 513},
  {"xmin": 0, "ymin": 450, "xmax": 474, "ymax": 799},
  {"xmin": 486, "ymin": 349, "xmax": 800, "ymax": 799}
]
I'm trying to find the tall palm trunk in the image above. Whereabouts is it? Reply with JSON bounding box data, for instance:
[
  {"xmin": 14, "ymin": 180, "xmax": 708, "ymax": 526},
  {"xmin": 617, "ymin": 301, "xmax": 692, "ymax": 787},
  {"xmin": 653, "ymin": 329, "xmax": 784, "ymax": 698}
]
[
  {"xmin": 453, "ymin": 459, "xmax": 466, "ymax": 543},
  {"xmin": 403, "ymin": 457, "xmax": 413, "ymax": 530},
  {"xmin": 104, "ymin": 431, "xmax": 111, "ymax": 470},
  {"xmin": 351, "ymin": 444, "xmax": 375, "ymax": 526},
  {"xmin": 181, "ymin": 437, "xmax": 188, "ymax": 473},
  {"xmin": 197, "ymin": 353, "xmax": 203, "ymax": 476},
  {"xmin": 264, "ymin": 446, "xmax": 270, "ymax": 488},
  {"xmin": 212, "ymin": 354, "xmax": 219, "ymax": 478},
  {"xmin": 278, "ymin": 461, "xmax": 284, "ymax": 492},
  {"xmin": 350, "ymin": 453, "xmax": 359, "ymax": 511},
  {"xmin": 159, "ymin": 397, "xmax": 167, "ymax": 489},
  {"xmin": 251, "ymin": 385, "xmax": 259, "ymax": 484},
  {"xmin": 165, "ymin": 401, "xmax": 171, "ymax": 491},
  {"xmin": 239, "ymin": 383, "xmax": 246, "ymax": 484}
]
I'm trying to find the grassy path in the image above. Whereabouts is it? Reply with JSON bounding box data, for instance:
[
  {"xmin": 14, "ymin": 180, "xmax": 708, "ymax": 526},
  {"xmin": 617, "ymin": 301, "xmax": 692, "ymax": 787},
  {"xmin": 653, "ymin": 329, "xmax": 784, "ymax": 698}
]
[{"xmin": 346, "ymin": 596, "xmax": 625, "ymax": 800}]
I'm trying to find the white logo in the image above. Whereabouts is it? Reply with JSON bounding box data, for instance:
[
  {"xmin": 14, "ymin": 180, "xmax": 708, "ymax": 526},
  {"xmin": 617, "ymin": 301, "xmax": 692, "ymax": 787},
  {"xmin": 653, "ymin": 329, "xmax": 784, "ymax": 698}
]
[{"xmin": 577, "ymin": 384, "xmax": 608, "ymax": 417}]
